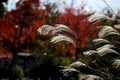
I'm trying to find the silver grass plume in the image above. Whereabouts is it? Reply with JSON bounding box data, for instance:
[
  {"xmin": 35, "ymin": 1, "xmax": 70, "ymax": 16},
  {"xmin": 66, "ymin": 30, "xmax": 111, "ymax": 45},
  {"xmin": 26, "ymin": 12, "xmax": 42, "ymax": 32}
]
[
  {"xmin": 37, "ymin": 24, "xmax": 76, "ymax": 36},
  {"xmin": 88, "ymin": 13, "xmax": 112, "ymax": 23},
  {"xmin": 83, "ymin": 50, "xmax": 97, "ymax": 56},
  {"xmin": 61, "ymin": 68, "xmax": 80, "ymax": 73},
  {"xmin": 114, "ymin": 24, "xmax": 120, "ymax": 29},
  {"xmin": 96, "ymin": 44, "xmax": 115, "ymax": 51},
  {"xmin": 93, "ymin": 38, "xmax": 111, "ymax": 45},
  {"xmin": 70, "ymin": 61, "xmax": 87, "ymax": 68},
  {"xmin": 37, "ymin": 25, "xmax": 54, "ymax": 35},
  {"xmin": 52, "ymin": 24, "xmax": 76, "ymax": 36},
  {"xmin": 98, "ymin": 26, "xmax": 120, "ymax": 38},
  {"xmin": 97, "ymin": 48, "xmax": 119, "ymax": 56},
  {"xmin": 60, "ymin": 68, "xmax": 80, "ymax": 77},
  {"xmin": 80, "ymin": 74, "xmax": 104, "ymax": 80},
  {"xmin": 50, "ymin": 34, "xmax": 76, "ymax": 45},
  {"xmin": 112, "ymin": 59, "xmax": 120, "ymax": 68}
]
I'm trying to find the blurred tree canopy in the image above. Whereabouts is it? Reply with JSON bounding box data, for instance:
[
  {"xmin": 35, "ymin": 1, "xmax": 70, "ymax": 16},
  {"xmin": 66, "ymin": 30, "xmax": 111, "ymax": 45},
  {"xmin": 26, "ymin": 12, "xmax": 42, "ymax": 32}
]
[{"xmin": 0, "ymin": 0, "xmax": 98, "ymax": 68}]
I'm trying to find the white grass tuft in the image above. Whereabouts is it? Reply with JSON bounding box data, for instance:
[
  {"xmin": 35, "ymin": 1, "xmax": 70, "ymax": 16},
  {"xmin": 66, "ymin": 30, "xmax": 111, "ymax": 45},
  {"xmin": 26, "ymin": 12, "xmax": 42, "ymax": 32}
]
[
  {"xmin": 61, "ymin": 68, "xmax": 80, "ymax": 73},
  {"xmin": 37, "ymin": 24, "xmax": 76, "ymax": 37},
  {"xmin": 88, "ymin": 13, "xmax": 112, "ymax": 23},
  {"xmin": 96, "ymin": 44, "xmax": 115, "ymax": 51},
  {"xmin": 83, "ymin": 50, "xmax": 97, "ymax": 56},
  {"xmin": 60, "ymin": 68, "xmax": 80, "ymax": 77},
  {"xmin": 93, "ymin": 38, "xmax": 111, "ymax": 45},
  {"xmin": 98, "ymin": 26, "xmax": 120, "ymax": 38},
  {"xmin": 80, "ymin": 74, "xmax": 104, "ymax": 80},
  {"xmin": 52, "ymin": 24, "xmax": 76, "ymax": 36},
  {"xmin": 112, "ymin": 59, "xmax": 120, "ymax": 68},
  {"xmin": 97, "ymin": 48, "xmax": 119, "ymax": 56},
  {"xmin": 70, "ymin": 61, "xmax": 87, "ymax": 68},
  {"xmin": 37, "ymin": 25, "xmax": 54, "ymax": 35},
  {"xmin": 50, "ymin": 34, "xmax": 76, "ymax": 45},
  {"xmin": 114, "ymin": 24, "xmax": 120, "ymax": 29}
]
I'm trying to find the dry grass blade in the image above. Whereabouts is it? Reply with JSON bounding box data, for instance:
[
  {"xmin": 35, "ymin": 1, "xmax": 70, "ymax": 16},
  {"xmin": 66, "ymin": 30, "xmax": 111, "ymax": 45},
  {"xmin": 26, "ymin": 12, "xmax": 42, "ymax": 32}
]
[
  {"xmin": 50, "ymin": 34, "xmax": 76, "ymax": 45},
  {"xmin": 98, "ymin": 26, "xmax": 120, "ymax": 38},
  {"xmin": 37, "ymin": 25, "xmax": 54, "ymax": 35},
  {"xmin": 88, "ymin": 13, "xmax": 112, "ymax": 23},
  {"xmin": 83, "ymin": 50, "xmax": 97, "ymax": 56},
  {"xmin": 112, "ymin": 59, "xmax": 120, "ymax": 68},
  {"xmin": 93, "ymin": 38, "xmax": 111, "ymax": 45}
]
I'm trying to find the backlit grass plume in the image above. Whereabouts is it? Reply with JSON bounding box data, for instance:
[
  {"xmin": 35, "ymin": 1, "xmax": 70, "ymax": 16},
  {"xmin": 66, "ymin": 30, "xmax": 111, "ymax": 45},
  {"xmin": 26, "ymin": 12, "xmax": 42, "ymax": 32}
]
[
  {"xmin": 37, "ymin": 25, "xmax": 54, "ymax": 35},
  {"xmin": 70, "ymin": 61, "xmax": 87, "ymax": 68},
  {"xmin": 52, "ymin": 24, "xmax": 76, "ymax": 36},
  {"xmin": 83, "ymin": 50, "xmax": 97, "ymax": 56},
  {"xmin": 96, "ymin": 44, "xmax": 115, "ymax": 51},
  {"xmin": 97, "ymin": 48, "xmax": 119, "ymax": 56},
  {"xmin": 83, "ymin": 13, "xmax": 120, "ymax": 79},
  {"xmin": 58, "ymin": 13, "xmax": 120, "ymax": 79},
  {"xmin": 80, "ymin": 74, "xmax": 104, "ymax": 80},
  {"xmin": 37, "ymin": 24, "xmax": 76, "ymax": 45},
  {"xmin": 37, "ymin": 24, "xmax": 75, "ymax": 36},
  {"xmin": 88, "ymin": 13, "xmax": 113, "ymax": 23},
  {"xmin": 112, "ymin": 59, "xmax": 120, "ymax": 68},
  {"xmin": 98, "ymin": 26, "xmax": 120, "ymax": 38},
  {"xmin": 50, "ymin": 34, "xmax": 76, "ymax": 45},
  {"xmin": 93, "ymin": 38, "xmax": 111, "ymax": 45},
  {"xmin": 37, "ymin": 12, "xmax": 120, "ymax": 79}
]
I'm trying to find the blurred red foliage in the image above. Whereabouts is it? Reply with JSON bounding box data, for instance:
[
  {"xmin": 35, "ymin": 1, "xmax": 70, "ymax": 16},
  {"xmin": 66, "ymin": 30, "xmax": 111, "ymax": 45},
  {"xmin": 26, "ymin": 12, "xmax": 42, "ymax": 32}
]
[
  {"xmin": 0, "ymin": 0, "xmax": 43, "ymax": 59},
  {"xmin": 56, "ymin": 6, "xmax": 97, "ymax": 48},
  {"xmin": 0, "ymin": 0, "xmax": 97, "ymax": 58}
]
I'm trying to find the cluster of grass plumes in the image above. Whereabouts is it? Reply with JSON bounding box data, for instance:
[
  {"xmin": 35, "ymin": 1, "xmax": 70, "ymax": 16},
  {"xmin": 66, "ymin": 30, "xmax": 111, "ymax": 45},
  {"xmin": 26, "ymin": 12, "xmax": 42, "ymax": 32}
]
[
  {"xmin": 60, "ymin": 13, "xmax": 120, "ymax": 80},
  {"xmin": 37, "ymin": 12, "xmax": 120, "ymax": 80}
]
